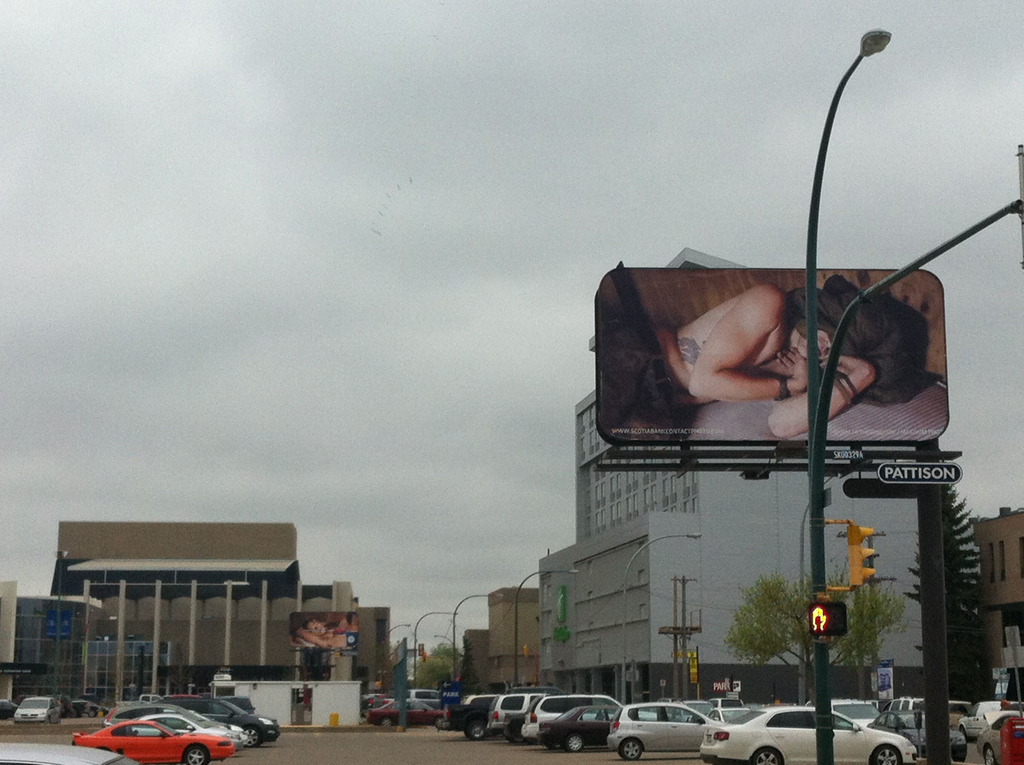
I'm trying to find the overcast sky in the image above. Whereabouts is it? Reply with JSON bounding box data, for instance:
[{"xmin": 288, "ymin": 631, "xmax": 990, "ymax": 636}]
[{"xmin": 2, "ymin": 2, "xmax": 1022, "ymax": 641}]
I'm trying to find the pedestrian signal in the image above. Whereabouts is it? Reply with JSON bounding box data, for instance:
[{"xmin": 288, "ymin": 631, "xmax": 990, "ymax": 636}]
[{"xmin": 808, "ymin": 601, "xmax": 848, "ymax": 638}]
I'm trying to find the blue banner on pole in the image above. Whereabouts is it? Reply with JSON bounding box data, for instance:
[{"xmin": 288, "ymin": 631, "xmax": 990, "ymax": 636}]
[{"xmin": 46, "ymin": 610, "xmax": 72, "ymax": 639}]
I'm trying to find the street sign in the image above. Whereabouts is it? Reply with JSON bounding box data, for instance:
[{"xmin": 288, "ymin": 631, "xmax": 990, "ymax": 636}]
[{"xmin": 877, "ymin": 462, "xmax": 962, "ymax": 484}]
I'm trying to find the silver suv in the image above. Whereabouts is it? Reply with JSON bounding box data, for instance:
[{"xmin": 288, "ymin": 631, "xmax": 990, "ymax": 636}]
[
  {"xmin": 487, "ymin": 692, "xmax": 550, "ymax": 738},
  {"xmin": 521, "ymin": 694, "xmax": 621, "ymax": 742}
]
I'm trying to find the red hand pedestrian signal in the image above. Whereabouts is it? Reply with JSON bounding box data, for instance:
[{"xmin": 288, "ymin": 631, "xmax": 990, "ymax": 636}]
[{"xmin": 808, "ymin": 601, "xmax": 847, "ymax": 638}]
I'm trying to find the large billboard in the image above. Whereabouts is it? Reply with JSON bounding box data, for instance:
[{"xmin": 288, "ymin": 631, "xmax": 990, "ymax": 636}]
[
  {"xmin": 289, "ymin": 611, "xmax": 359, "ymax": 654},
  {"xmin": 595, "ymin": 268, "xmax": 948, "ymax": 445}
]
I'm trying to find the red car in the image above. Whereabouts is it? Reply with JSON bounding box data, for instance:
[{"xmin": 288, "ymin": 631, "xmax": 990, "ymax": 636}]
[
  {"xmin": 73, "ymin": 719, "xmax": 235, "ymax": 764},
  {"xmin": 366, "ymin": 699, "xmax": 444, "ymax": 727}
]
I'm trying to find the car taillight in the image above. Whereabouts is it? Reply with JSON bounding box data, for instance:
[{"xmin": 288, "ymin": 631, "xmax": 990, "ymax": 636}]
[
  {"xmin": 493, "ymin": 711, "xmax": 498, "ymax": 720},
  {"xmin": 714, "ymin": 731, "xmax": 730, "ymax": 741},
  {"xmin": 530, "ymin": 712, "xmax": 537, "ymax": 723},
  {"xmin": 613, "ymin": 720, "xmax": 620, "ymax": 731}
]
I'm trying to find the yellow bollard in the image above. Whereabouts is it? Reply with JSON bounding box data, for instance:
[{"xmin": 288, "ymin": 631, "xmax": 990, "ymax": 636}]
[{"xmin": 329, "ymin": 712, "xmax": 339, "ymax": 727}]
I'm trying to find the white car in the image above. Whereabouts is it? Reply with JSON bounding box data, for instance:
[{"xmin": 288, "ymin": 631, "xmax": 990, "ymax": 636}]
[
  {"xmin": 709, "ymin": 707, "xmax": 753, "ymax": 724},
  {"xmin": 521, "ymin": 693, "xmax": 620, "ymax": 743},
  {"xmin": 608, "ymin": 701, "xmax": 710, "ymax": 760},
  {"xmin": 700, "ymin": 706, "xmax": 917, "ymax": 765},
  {"xmin": 13, "ymin": 697, "xmax": 62, "ymax": 724},
  {"xmin": 960, "ymin": 702, "xmax": 1004, "ymax": 740},
  {"xmin": 140, "ymin": 712, "xmax": 247, "ymax": 747}
]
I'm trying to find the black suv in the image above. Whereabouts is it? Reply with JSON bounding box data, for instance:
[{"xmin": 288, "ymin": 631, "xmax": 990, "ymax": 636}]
[{"xmin": 166, "ymin": 698, "xmax": 280, "ymax": 747}]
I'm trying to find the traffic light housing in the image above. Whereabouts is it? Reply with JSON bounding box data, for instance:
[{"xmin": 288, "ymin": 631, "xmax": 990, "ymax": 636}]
[
  {"xmin": 847, "ymin": 522, "xmax": 877, "ymax": 587},
  {"xmin": 418, "ymin": 643, "xmax": 427, "ymax": 662},
  {"xmin": 808, "ymin": 601, "xmax": 848, "ymax": 638}
]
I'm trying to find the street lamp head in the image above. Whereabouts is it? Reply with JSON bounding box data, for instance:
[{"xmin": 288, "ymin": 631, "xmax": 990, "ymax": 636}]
[{"xmin": 860, "ymin": 29, "xmax": 891, "ymax": 57}]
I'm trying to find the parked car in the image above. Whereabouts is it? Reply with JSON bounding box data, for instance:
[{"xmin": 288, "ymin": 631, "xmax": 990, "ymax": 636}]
[
  {"xmin": 0, "ymin": 698, "xmax": 18, "ymax": 719},
  {"xmin": 831, "ymin": 701, "xmax": 882, "ymax": 724},
  {"xmin": 538, "ymin": 704, "xmax": 619, "ymax": 752},
  {"xmin": 700, "ymin": 707, "xmax": 917, "ymax": 765},
  {"xmin": 608, "ymin": 701, "xmax": 710, "ymax": 760},
  {"xmin": 521, "ymin": 694, "xmax": 621, "ymax": 743},
  {"xmin": 976, "ymin": 709, "xmax": 1022, "ymax": 765},
  {"xmin": 72, "ymin": 719, "xmax": 234, "ymax": 765},
  {"xmin": 0, "ymin": 744, "xmax": 138, "ymax": 765},
  {"xmin": 105, "ymin": 702, "xmax": 194, "ymax": 726},
  {"xmin": 709, "ymin": 697, "xmax": 746, "ymax": 710},
  {"xmin": 217, "ymin": 696, "xmax": 254, "ymax": 714},
  {"xmin": 869, "ymin": 709, "xmax": 967, "ymax": 762},
  {"xmin": 960, "ymin": 702, "xmax": 1004, "ymax": 740},
  {"xmin": 488, "ymin": 691, "xmax": 550, "ymax": 741},
  {"xmin": 881, "ymin": 697, "xmax": 923, "ymax": 713},
  {"xmin": 166, "ymin": 697, "xmax": 280, "ymax": 748},
  {"xmin": 14, "ymin": 697, "xmax": 62, "ymax": 724},
  {"xmin": 140, "ymin": 712, "xmax": 248, "ymax": 748},
  {"xmin": 709, "ymin": 707, "xmax": 752, "ymax": 723},
  {"xmin": 407, "ymin": 688, "xmax": 441, "ymax": 702},
  {"xmin": 71, "ymin": 699, "xmax": 105, "ymax": 718},
  {"xmin": 438, "ymin": 694, "xmax": 500, "ymax": 739},
  {"xmin": 137, "ymin": 694, "xmax": 162, "ymax": 703},
  {"xmin": 366, "ymin": 699, "xmax": 444, "ymax": 727}
]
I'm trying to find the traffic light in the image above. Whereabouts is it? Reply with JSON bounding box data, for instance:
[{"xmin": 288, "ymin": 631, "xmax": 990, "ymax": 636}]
[
  {"xmin": 847, "ymin": 522, "xmax": 877, "ymax": 587},
  {"xmin": 418, "ymin": 643, "xmax": 427, "ymax": 662},
  {"xmin": 808, "ymin": 601, "xmax": 848, "ymax": 638}
]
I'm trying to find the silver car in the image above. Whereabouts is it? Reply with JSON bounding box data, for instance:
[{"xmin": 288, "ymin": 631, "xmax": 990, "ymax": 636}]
[
  {"xmin": 0, "ymin": 744, "xmax": 138, "ymax": 764},
  {"xmin": 608, "ymin": 701, "xmax": 709, "ymax": 760},
  {"xmin": 139, "ymin": 713, "xmax": 247, "ymax": 747},
  {"xmin": 961, "ymin": 702, "xmax": 1005, "ymax": 741},
  {"xmin": 13, "ymin": 697, "xmax": 61, "ymax": 724}
]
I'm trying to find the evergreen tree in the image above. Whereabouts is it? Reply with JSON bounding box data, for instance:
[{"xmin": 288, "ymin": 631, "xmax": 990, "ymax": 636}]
[
  {"xmin": 907, "ymin": 485, "xmax": 988, "ymax": 700},
  {"xmin": 459, "ymin": 635, "xmax": 483, "ymax": 695}
]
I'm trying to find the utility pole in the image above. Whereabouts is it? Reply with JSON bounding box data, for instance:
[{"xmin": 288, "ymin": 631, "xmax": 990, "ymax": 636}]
[{"xmin": 658, "ymin": 576, "xmax": 699, "ymax": 699}]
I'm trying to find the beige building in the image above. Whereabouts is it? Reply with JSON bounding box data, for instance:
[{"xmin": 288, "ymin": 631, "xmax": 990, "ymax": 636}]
[
  {"xmin": 471, "ymin": 587, "xmax": 539, "ymax": 689},
  {"xmin": 974, "ymin": 507, "xmax": 1024, "ymax": 673},
  {"xmin": 41, "ymin": 521, "xmax": 389, "ymax": 699}
]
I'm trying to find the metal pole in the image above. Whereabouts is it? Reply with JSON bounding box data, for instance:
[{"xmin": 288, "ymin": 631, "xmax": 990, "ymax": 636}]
[
  {"xmin": 513, "ymin": 572, "xmax": 539, "ymax": 687},
  {"xmin": 82, "ymin": 579, "xmax": 91, "ymax": 696},
  {"xmin": 672, "ymin": 577, "xmax": 680, "ymax": 699},
  {"xmin": 412, "ymin": 611, "xmax": 451, "ymax": 686},
  {"xmin": 188, "ymin": 580, "xmax": 197, "ymax": 666},
  {"xmin": 259, "ymin": 579, "xmax": 268, "ymax": 666},
  {"xmin": 53, "ymin": 551, "xmax": 64, "ymax": 697},
  {"xmin": 918, "ymin": 440, "xmax": 951, "ymax": 765},
  {"xmin": 151, "ymin": 580, "xmax": 162, "ymax": 694},
  {"xmin": 680, "ymin": 577, "xmax": 690, "ymax": 701},
  {"xmin": 451, "ymin": 594, "xmax": 487, "ymax": 681},
  {"xmin": 115, "ymin": 580, "xmax": 126, "ymax": 703},
  {"xmin": 806, "ymin": 51, "xmax": 866, "ymax": 765},
  {"xmin": 223, "ymin": 581, "xmax": 233, "ymax": 666},
  {"xmin": 1018, "ymin": 144, "xmax": 1024, "ymax": 268}
]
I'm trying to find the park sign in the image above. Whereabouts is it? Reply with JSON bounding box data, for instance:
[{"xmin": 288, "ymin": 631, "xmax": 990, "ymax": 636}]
[
  {"xmin": 877, "ymin": 462, "xmax": 962, "ymax": 484},
  {"xmin": 595, "ymin": 267, "xmax": 948, "ymax": 445}
]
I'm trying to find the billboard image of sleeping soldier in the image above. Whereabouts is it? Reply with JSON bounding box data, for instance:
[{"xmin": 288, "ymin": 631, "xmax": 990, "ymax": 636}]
[
  {"xmin": 289, "ymin": 611, "xmax": 360, "ymax": 654},
  {"xmin": 595, "ymin": 267, "xmax": 948, "ymax": 445}
]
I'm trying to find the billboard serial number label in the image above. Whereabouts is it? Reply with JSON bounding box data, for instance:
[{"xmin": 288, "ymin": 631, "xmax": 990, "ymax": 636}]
[{"xmin": 877, "ymin": 463, "xmax": 962, "ymax": 484}]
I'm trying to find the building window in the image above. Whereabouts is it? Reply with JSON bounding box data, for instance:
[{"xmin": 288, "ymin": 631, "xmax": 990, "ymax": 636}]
[
  {"xmin": 990, "ymin": 543, "xmax": 996, "ymax": 583},
  {"xmin": 376, "ymin": 618, "xmax": 387, "ymax": 644},
  {"xmin": 1001, "ymin": 541, "xmax": 1006, "ymax": 582}
]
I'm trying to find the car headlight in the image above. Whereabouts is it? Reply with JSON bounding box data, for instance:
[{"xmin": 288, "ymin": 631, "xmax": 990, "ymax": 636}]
[
  {"xmin": 259, "ymin": 717, "xmax": 274, "ymax": 725},
  {"xmin": 228, "ymin": 725, "xmax": 243, "ymax": 732}
]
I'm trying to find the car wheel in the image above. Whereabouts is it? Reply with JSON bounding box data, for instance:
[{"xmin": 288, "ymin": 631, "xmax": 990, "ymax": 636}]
[
  {"xmin": 434, "ymin": 717, "xmax": 444, "ymax": 730},
  {"xmin": 752, "ymin": 747, "xmax": 785, "ymax": 765},
  {"xmin": 242, "ymin": 724, "xmax": 262, "ymax": 747},
  {"xmin": 378, "ymin": 717, "xmax": 394, "ymax": 727},
  {"xmin": 564, "ymin": 733, "xmax": 585, "ymax": 752},
  {"xmin": 959, "ymin": 724, "xmax": 968, "ymax": 739},
  {"xmin": 182, "ymin": 744, "xmax": 210, "ymax": 765},
  {"xmin": 619, "ymin": 737, "xmax": 644, "ymax": 761},
  {"xmin": 985, "ymin": 744, "xmax": 998, "ymax": 765},
  {"xmin": 466, "ymin": 720, "xmax": 487, "ymax": 740},
  {"xmin": 871, "ymin": 744, "xmax": 903, "ymax": 765}
]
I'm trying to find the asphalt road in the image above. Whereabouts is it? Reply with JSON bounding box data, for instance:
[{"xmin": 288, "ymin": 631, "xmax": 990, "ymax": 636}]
[{"xmin": 0, "ymin": 725, "xmax": 988, "ymax": 765}]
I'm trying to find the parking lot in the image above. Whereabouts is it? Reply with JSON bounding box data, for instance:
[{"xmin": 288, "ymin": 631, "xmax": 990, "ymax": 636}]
[{"xmin": 0, "ymin": 724, "xmax": 987, "ymax": 764}]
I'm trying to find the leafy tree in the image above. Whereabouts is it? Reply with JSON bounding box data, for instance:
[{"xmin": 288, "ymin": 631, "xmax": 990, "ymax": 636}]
[
  {"xmin": 907, "ymin": 485, "xmax": 987, "ymax": 700},
  {"xmin": 414, "ymin": 642, "xmax": 456, "ymax": 689},
  {"xmin": 725, "ymin": 573, "xmax": 905, "ymax": 692},
  {"xmin": 459, "ymin": 636, "xmax": 483, "ymax": 695}
]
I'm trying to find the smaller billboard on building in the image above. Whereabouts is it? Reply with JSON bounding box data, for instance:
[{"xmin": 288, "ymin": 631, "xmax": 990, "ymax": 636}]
[
  {"xmin": 289, "ymin": 611, "xmax": 359, "ymax": 655},
  {"xmin": 595, "ymin": 267, "xmax": 948, "ymax": 445}
]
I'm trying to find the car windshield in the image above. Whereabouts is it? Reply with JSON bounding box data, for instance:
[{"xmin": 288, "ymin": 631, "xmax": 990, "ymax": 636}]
[
  {"xmin": 834, "ymin": 703, "xmax": 879, "ymax": 720},
  {"xmin": 687, "ymin": 700, "xmax": 713, "ymax": 715},
  {"xmin": 20, "ymin": 699, "xmax": 49, "ymax": 709},
  {"xmin": 720, "ymin": 708, "xmax": 751, "ymax": 721},
  {"xmin": 894, "ymin": 712, "xmax": 924, "ymax": 729}
]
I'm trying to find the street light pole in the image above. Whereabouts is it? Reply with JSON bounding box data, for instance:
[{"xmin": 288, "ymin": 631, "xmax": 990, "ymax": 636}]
[
  {"xmin": 412, "ymin": 611, "xmax": 452, "ymax": 686},
  {"xmin": 620, "ymin": 533, "xmax": 700, "ymax": 703},
  {"xmin": 805, "ymin": 30, "xmax": 890, "ymax": 765},
  {"xmin": 451, "ymin": 594, "xmax": 487, "ymax": 682}
]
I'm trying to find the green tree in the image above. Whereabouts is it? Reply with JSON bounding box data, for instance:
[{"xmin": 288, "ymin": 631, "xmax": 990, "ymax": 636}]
[
  {"xmin": 459, "ymin": 636, "xmax": 483, "ymax": 695},
  {"xmin": 414, "ymin": 642, "xmax": 456, "ymax": 689},
  {"xmin": 907, "ymin": 485, "xmax": 987, "ymax": 700},
  {"xmin": 725, "ymin": 573, "xmax": 906, "ymax": 692}
]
